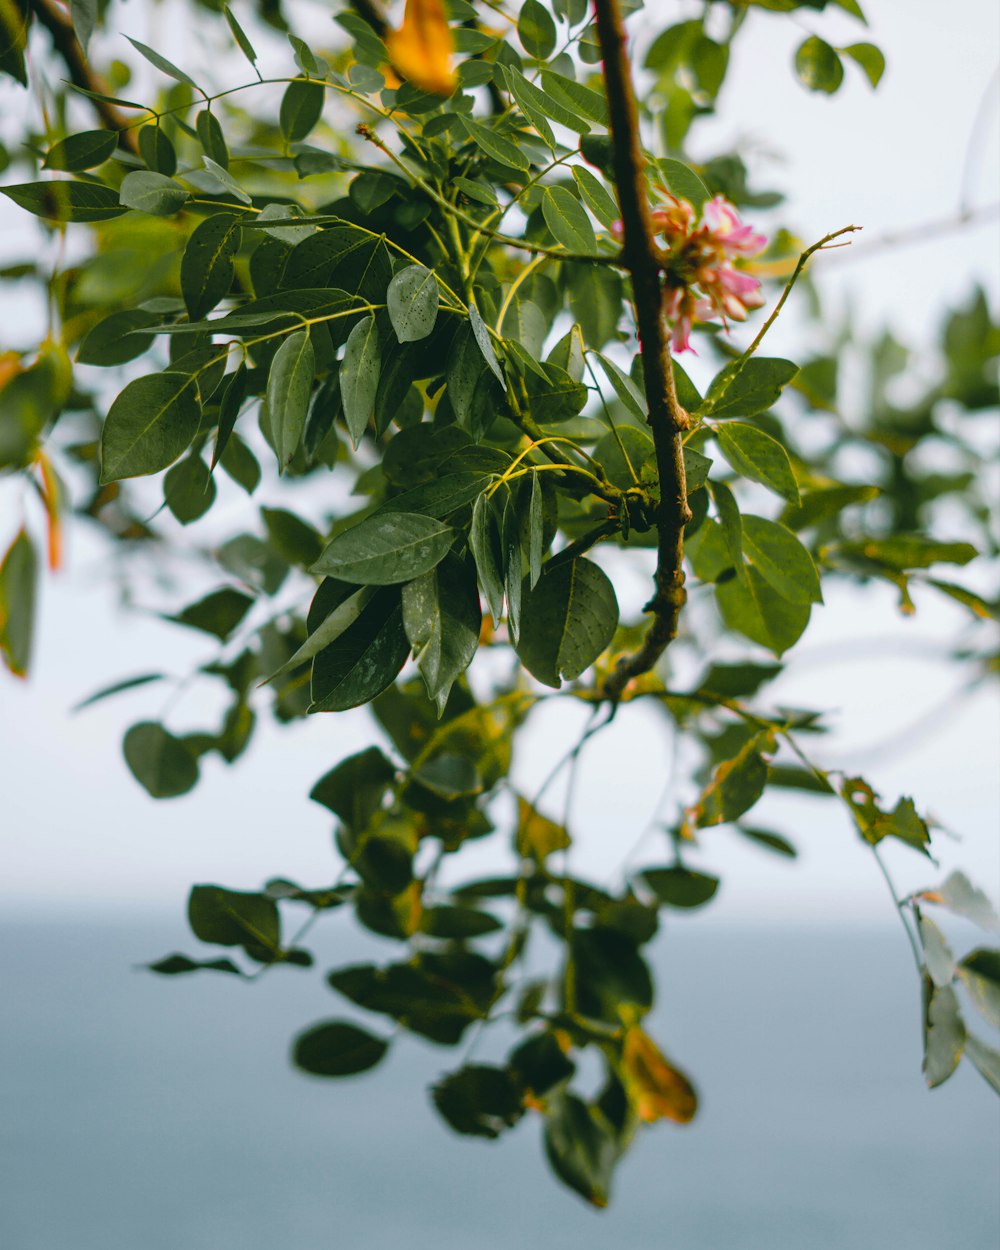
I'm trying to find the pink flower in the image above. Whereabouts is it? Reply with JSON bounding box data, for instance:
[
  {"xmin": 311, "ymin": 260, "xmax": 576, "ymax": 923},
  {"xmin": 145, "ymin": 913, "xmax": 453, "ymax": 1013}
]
[{"xmin": 699, "ymin": 195, "xmax": 768, "ymax": 258}]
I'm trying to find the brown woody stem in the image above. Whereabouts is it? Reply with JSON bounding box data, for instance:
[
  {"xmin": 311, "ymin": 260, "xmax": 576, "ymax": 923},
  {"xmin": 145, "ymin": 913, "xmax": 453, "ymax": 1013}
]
[
  {"xmin": 592, "ymin": 0, "xmax": 691, "ymax": 703},
  {"xmin": 32, "ymin": 0, "xmax": 140, "ymax": 152}
]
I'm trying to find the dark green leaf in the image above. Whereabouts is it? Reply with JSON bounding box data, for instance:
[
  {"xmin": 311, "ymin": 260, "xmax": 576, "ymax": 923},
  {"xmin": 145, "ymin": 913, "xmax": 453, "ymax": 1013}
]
[
  {"xmin": 543, "ymin": 1093, "xmax": 617, "ymax": 1208},
  {"xmin": 188, "ymin": 884, "xmax": 280, "ymax": 952},
  {"xmin": 181, "ymin": 212, "xmax": 241, "ymax": 321},
  {"xmin": 119, "ymin": 170, "xmax": 190, "ymax": 216},
  {"xmin": 387, "ymin": 265, "xmax": 439, "ymax": 343},
  {"xmin": 1, "ymin": 180, "xmax": 126, "ymax": 222},
  {"xmin": 123, "ymin": 722, "xmax": 199, "ymax": 798},
  {"xmin": 542, "ymin": 186, "xmax": 597, "ymax": 254},
  {"xmin": 168, "ymin": 588, "xmax": 254, "ymax": 640},
  {"xmin": 224, "ymin": 5, "xmax": 258, "ymax": 66},
  {"xmin": 125, "ymin": 36, "xmax": 202, "ymax": 90},
  {"xmin": 196, "ymin": 109, "xmax": 229, "ymax": 168},
  {"xmin": 43, "ymin": 129, "xmax": 117, "ymax": 172},
  {"xmin": 312, "ymin": 512, "xmax": 454, "ymax": 585},
  {"xmin": 310, "ymin": 588, "xmax": 409, "ymax": 712},
  {"xmin": 640, "ymin": 866, "xmax": 720, "ymax": 909},
  {"xmin": 402, "ymin": 554, "xmax": 481, "ymax": 715},
  {"xmin": 211, "ymin": 363, "xmax": 248, "ymax": 469},
  {"xmin": 470, "ymin": 492, "xmax": 506, "ymax": 626},
  {"xmin": 742, "ymin": 515, "xmax": 822, "ymax": 605},
  {"xmin": 340, "ymin": 314, "xmax": 381, "ymax": 448},
  {"xmin": 147, "ymin": 954, "xmax": 242, "ymax": 976},
  {"xmin": 516, "ymin": 558, "xmax": 619, "ymax": 688},
  {"xmin": 77, "ymin": 309, "xmax": 158, "ymax": 366},
  {"xmin": 715, "ymin": 422, "xmax": 799, "ymax": 504},
  {"xmin": 280, "ymin": 79, "xmax": 325, "ymax": 142},
  {"xmin": 432, "ymin": 1065, "xmax": 522, "ymax": 1138},
  {"xmin": 310, "ymin": 746, "xmax": 395, "ymax": 826},
  {"xmin": 0, "ymin": 529, "xmax": 37, "ymax": 677},
  {"xmin": 458, "ymin": 116, "xmax": 530, "ymax": 172},
  {"xmin": 164, "ymin": 453, "xmax": 216, "ymax": 524},
  {"xmin": 267, "ymin": 329, "xmax": 314, "ymax": 470},
  {"xmin": 100, "ymin": 372, "xmax": 201, "ymax": 483},
  {"xmin": 469, "ymin": 303, "xmax": 506, "ymax": 388},
  {"xmin": 571, "ymin": 166, "xmax": 618, "ymax": 229},
  {"xmin": 72, "ymin": 673, "xmax": 166, "ymax": 712},
  {"xmin": 138, "ymin": 125, "xmax": 177, "ymax": 176}
]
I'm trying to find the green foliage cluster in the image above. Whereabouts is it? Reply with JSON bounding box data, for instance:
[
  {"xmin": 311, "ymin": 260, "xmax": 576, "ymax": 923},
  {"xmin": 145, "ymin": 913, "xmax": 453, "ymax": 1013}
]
[{"xmin": 1, "ymin": 0, "xmax": 997, "ymax": 1206}]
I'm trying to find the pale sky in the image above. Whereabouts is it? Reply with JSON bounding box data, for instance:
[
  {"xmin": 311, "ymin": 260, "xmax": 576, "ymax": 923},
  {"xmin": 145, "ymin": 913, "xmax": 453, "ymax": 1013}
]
[{"xmin": 1, "ymin": 0, "xmax": 997, "ymax": 922}]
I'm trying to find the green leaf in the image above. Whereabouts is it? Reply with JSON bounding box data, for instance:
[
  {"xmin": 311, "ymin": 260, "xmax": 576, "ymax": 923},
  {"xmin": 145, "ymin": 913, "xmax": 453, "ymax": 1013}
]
[
  {"xmin": 700, "ymin": 358, "xmax": 799, "ymax": 419},
  {"xmin": 571, "ymin": 166, "xmax": 619, "ymax": 229},
  {"xmin": 516, "ymin": 558, "xmax": 619, "ymax": 688},
  {"xmin": 458, "ymin": 116, "xmax": 530, "ymax": 172},
  {"xmin": 72, "ymin": 673, "xmax": 166, "ymax": 712},
  {"xmin": 402, "ymin": 554, "xmax": 482, "ymax": 715},
  {"xmin": 834, "ymin": 535, "xmax": 977, "ymax": 571},
  {"xmin": 201, "ymin": 156, "xmax": 252, "ymax": 206},
  {"xmin": 77, "ymin": 309, "xmax": 158, "ymax": 366},
  {"xmin": 138, "ymin": 125, "xmax": 177, "ymax": 176},
  {"xmin": 224, "ymin": 5, "xmax": 258, "ymax": 66},
  {"xmin": 737, "ymin": 826, "xmax": 797, "ymax": 858},
  {"xmin": 470, "ymin": 492, "xmax": 506, "ymax": 627},
  {"xmin": 841, "ymin": 42, "xmax": 885, "ymax": 88},
  {"xmin": 541, "ymin": 70, "xmax": 609, "ymax": 125},
  {"xmin": 518, "ymin": 0, "xmax": 557, "ymax": 58},
  {"xmin": 715, "ymin": 566, "xmax": 811, "ymax": 655},
  {"xmin": 211, "ymin": 363, "xmax": 248, "ymax": 469},
  {"xmin": 310, "ymin": 746, "xmax": 395, "ymax": 826},
  {"xmin": 795, "ymin": 35, "xmax": 844, "ymax": 94},
  {"xmin": 69, "ymin": 0, "xmax": 97, "ymax": 51},
  {"xmin": 387, "ymin": 265, "xmax": 439, "ymax": 344},
  {"xmin": 376, "ymin": 472, "xmax": 491, "ymax": 520},
  {"xmin": 262, "ymin": 507, "xmax": 322, "ymax": 568},
  {"xmin": 964, "ymin": 1034, "xmax": 1000, "ymax": 1096},
  {"xmin": 168, "ymin": 588, "xmax": 254, "ymax": 640},
  {"xmin": 147, "ymin": 954, "xmax": 242, "ymax": 977},
  {"xmin": 1, "ymin": 180, "xmax": 126, "ymax": 222},
  {"xmin": 0, "ymin": 529, "xmax": 37, "ymax": 677},
  {"xmin": 469, "ymin": 303, "xmax": 506, "ymax": 388},
  {"xmin": 958, "ymin": 949, "xmax": 1000, "ymax": 1030},
  {"xmin": 119, "ymin": 170, "xmax": 190, "ymax": 216},
  {"xmin": 528, "ymin": 472, "xmax": 544, "ymax": 588},
  {"xmin": 340, "ymin": 313, "xmax": 382, "ymax": 448},
  {"xmin": 917, "ymin": 913, "xmax": 955, "ymax": 988},
  {"xmin": 544, "ymin": 1093, "xmax": 617, "ymax": 1208},
  {"xmin": 432, "ymin": 1065, "xmax": 522, "ymax": 1138},
  {"xmin": 188, "ymin": 884, "xmax": 279, "ymax": 955},
  {"xmin": 922, "ymin": 977, "xmax": 965, "ymax": 1089},
  {"xmin": 741, "ymin": 515, "xmax": 822, "ymax": 605},
  {"xmin": 503, "ymin": 66, "xmax": 591, "ymax": 135},
  {"xmin": 42, "ymin": 129, "xmax": 117, "ymax": 172},
  {"xmin": 310, "ymin": 588, "xmax": 409, "ymax": 712},
  {"xmin": 640, "ymin": 866, "xmax": 720, "ymax": 909},
  {"xmin": 196, "ymin": 109, "xmax": 229, "ymax": 168},
  {"xmin": 714, "ymin": 422, "xmax": 799, "ymax": 504},
  {"xmin": 709, "ymin": 479, "xmax": 745, "ymax": 584},
  {"xmin": 313, "ymin": 512, "xmax": 453, "ymax": 585},
  {"xmin": 100, "ymin": 372, "xmax": 201, "ymax": 483},
  {"xmin": 181, "ymin": 212, "xmax": 242, "ymax": 321},
  {"xmin": 690, "ymin": 733, "xmax": 770, "ymax": 828},
  {"xmin": 164, "ymin": 453, "xmax": 216, "ymax": 524},
  {"xmin": 123, "ymin": 722, "xmax": 199, "ymax": 798},
  {"xmin": 267, "ymin": 329, "xmax": 314, "ymax": 470},
  {"xmin": 542, "ymin": 186, "xmax": 598, "ymax": 254},
  {"xmin": 658, "ymin": 157, "xmax": 711, "ymax": 209},
  {"xmin": 125, "ymin": 36, "xmax": 202, "ymax": 91},
  {"xmin": 280, "ymin": 79, "xmax": 325, "ymax": 142}
]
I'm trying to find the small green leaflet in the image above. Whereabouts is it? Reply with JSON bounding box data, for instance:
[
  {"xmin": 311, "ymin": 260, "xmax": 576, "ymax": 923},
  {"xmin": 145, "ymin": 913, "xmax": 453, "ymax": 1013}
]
[
  {"xmin": 470, "ymin": 493, "xmax": 506, "ymax": 626},
  {"xmin": 224, "ymin": 5, "xmax": 258, "ymax": 67},
  {"xmin": 528, "ymin": 473, "xmax": 544, "ymax": 588},
  {"xmin": 340, "ymin": 314, "xmax": 381, "ymax": 448},
  {"xmin": 571, "ymin": 167, "xmax": 619, "ymax": 229},
  {"xmin": 181, "ymin": 212, "xmax": 242, "ymax": 321},
  {"xmin": 841, "ymin": 42, "xmax": 885, "ymax": 88},
  {"xmin": 280, "ymin": 79, "xmax": 325, "ymax": 143},
  {"xmin": 699, "ymin": 358, "xmax": 799, "ymax": 420},
  {"xmin": 540, "ymin": 70, "xmax": 609, "ymax": 125},
  {"xmin": 125, "ymin": 36, "xmax": 204, "ymax": 92},
  {"xmin": 502, "ymin": 66, "xmax": 591, "ymax": 136},
  {"xmin": 312, "ymin": 512, "xmax": 454, "ymax": 585},
  {"xmin": 741, "ymin": 516, "xmax": 822, "ymax": 605},
  {"xmin": 164, "ymin": 454, "xmax": 216, "ymax": 524},
  {"xmin": 196, "ymin": 109, "xmax": 229, "ymax": 168},
  {"xmin": 267, "ymin": 329, "xmax": 315, "ymax": 471},
  {"xmin": 714, "ymin": 422, "xmax": 800, "ymax": 504},
  {"xmin": 387, "ymin": 265, "xmax": 439, "ymax": 343},
  {"xmin": 100, "ymin": 372, "xmax": 201, "ymax": 483},
  {"xmin": 119, "ymin": 171, "xmax": 190, "ymax": 216},
  {"xmin": 922, "ymin": 978, "xmax": 965, "ymax": 1089},
  {"xmin": 264, "ymin": 589, "xmax": 371, "ymax": 687},
  {"xmin": 458, "ymin": 116, "xmax": 530, "ymax": 172},
  {"xmin": 795, "ymin": 35, "xmax": 844, "ymax": 94},
  {"xmin": 123, "ymin": 722, "xmax": 199, "ymax": 798},
  {"xmin": 42, "ymin": 130, "xmax": 117, "ymax": 172},
  {"xmin": 0, "ymin": 530, "xmax": 37, "ymax": 677},
  {"xmin": 640, "ymin": 866, "xmax": 720, "ymax": 909},
  {"xmin": 658, "ymin": 158, "xmax": 711, "ymax": 209},
  {"xmin": 1, "ymin": 180, "xmax": 126, "ymax": 223},
  {"xmin": 201, "ymin": 157, "xmax": 252, "ymax": 205},
  {"xmin": 542, "ymin": 187, "xmax": 597, "ymax": 254},
  {"xmin": 516, "ymin": 558, "xmax": 619, "ymax": 688},
  {"xmin": 138, "ymin": 126, "xmax": 177, "ymax": 176},
  {"xmin": 211, "ymin": 363, "xmax": 248, "ymax": 469},
  {"xmin": 708, "ymin": 480, "xmax": 746, "ymax": 585},
  {"xmin": 293, "ymin": 1020, "xmax": 389, "ymax": 1077},
  {"xmin": 70, "ymin": 0, "xmax": 97, "ymax": 51},
  {"xmin": 469, "ymin": 304, "xmax": 506, "ymax": 389},
  {"xmin": 518, "ymin": 0, "xmax": 556, "ymax": 58},
  {"xmin": 168, "ymin": 587, "xmax": 254, "ymax": 640},
  {"xmin": 715, "ymin": 566, "xmax": 811, "ymax": 656},
  {"xmin": 188, "ymin": 884, "xmax": 280, "ymax": 952}
]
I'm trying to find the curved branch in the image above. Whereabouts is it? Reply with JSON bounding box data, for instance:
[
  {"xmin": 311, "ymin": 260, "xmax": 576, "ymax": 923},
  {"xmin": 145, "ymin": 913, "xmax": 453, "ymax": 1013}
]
[
  {"xmin": 592, "ymin": 0, "xmax": 691, "ymax": 703},
  {"xmin": 31, "ymin": 0, "xmax": 139, "ymax": 152}
]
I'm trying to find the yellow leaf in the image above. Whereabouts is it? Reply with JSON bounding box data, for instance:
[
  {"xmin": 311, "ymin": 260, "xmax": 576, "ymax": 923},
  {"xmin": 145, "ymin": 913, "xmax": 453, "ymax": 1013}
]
[
  {"xmin": 621, "ymin": 1026, "xmax": 697, "ymax": 1124},
  {"xmin": 516, "ymin": 796, "xmax": 570, "ymax": 860},
  {"xmin": 385, "ymin": 0, "xmax": 456, "ymax": 97}
]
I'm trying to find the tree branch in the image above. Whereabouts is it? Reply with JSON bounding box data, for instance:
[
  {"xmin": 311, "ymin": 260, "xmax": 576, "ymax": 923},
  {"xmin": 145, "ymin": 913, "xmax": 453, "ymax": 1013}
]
[
  {"xmin": 592, "ymin": 0, "xmax": 691, "ymax": 703},
  {"xmin": 32, "ymin": 0, "xmax": 140, "ymax": 152}
]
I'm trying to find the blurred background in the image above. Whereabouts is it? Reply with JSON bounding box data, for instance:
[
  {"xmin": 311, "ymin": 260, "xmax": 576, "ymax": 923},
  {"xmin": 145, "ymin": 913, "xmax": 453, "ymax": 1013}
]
[{"xmin": 1, "ymin": 1, "xmax": 998, "ymax": 1245}]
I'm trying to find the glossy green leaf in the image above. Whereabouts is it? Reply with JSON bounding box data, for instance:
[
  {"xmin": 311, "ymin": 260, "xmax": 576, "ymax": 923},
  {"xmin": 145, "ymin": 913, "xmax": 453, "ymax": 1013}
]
[
  {"xmin": 211, "ymin": 363, "xmax": 248, "ymax": 469},
  {"xmin": 267, "ymin": 329, "xmax": 315, "ymax": 470},
  {"xmin": 340, "ymin": 314, "xmax": 381, "ymax": 448},
  {"xmin": 387, "ymin": 265, "xmax": 439, "ymax": 344},
  {"xmin": 196, "ymin": 109, "xmax": 229, "ymax": 168},
  {"xmin": 119, "ymin": 171, "xmax": 190, "ymax": 216},
  {"xmin": 516, "ymin": 558, "xmax": 619, "ymax": 688},
  {"xmin": 100, "ymin": 372, "xmax": 201, "ymax": 483},
  {"xmin": 469, "ymin": 303, "xmax": 506, "ymax": 388},
  {"xmin": 470, "ymin": 493, "xmax": 506, "ymax": 626},
  {"xmin": 181, "ymin": 212, "xmax": 242, "ymax": 322},
  {"xmin": 658, "ymin": 157, "xmax": 711, "ymax": 209},
  {"xmin": 542, "ymin": 186, "xmax": 598, "ymax": 254},
  {"xmin": 571, "ymin": 166, "xmax": 618, "ymax": 228},
  {"xmin": 77, "ymin": 309, "xmax": 158, "ymax": 366},
  {"xmin": 313, "ymin": 512, "xmax": 453, "ymax": 585},
  {"xmin": 43, "ymin": 129, "xmax": 117, "ymax": 172},
  {"xmin": 715, "ymin": 422, "xmax": 800, "ymax": 504},
  {"xmin": 310, "ymin": 589, "xmax": 410, "ymax": 712},
  {"xmin": 123, "ymin": 722, "xmax": 199, "ymax": 798},
  {"xmin": 402, "ymin": 554, "xmax": 482, "ymax": 714},
  {"xmin": 742, "ymin": 516, "xmax": 822, "ymax": 605}
]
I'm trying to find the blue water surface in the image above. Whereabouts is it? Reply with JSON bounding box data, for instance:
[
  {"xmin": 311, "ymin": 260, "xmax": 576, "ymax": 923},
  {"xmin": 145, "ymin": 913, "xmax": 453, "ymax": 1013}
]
[{"xmin": 2, "ymin": 914, "xmax": 997, "ymax": 1250}]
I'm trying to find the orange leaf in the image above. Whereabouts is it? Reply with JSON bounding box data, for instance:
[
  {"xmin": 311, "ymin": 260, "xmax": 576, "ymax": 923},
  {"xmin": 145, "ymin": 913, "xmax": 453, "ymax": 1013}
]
[
  {"xmin": 385, "ymin": 0, "xmax": 456, "ymax": 97},
  {"xmin": 35, "ymin": 451, "xmax": 63, "ymax": 572},
  {"xmin": 622, "ymin": 1026, "xmax": 698, "ymax": 1124}
]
